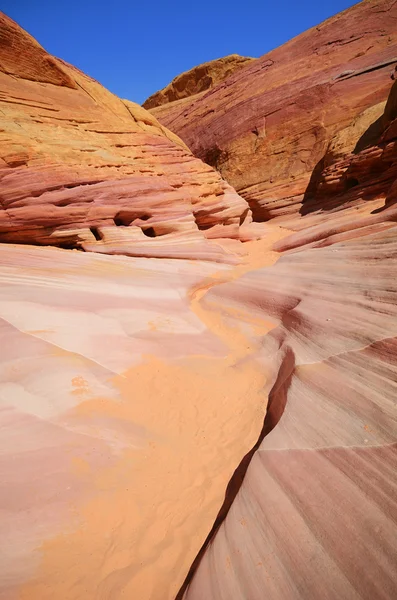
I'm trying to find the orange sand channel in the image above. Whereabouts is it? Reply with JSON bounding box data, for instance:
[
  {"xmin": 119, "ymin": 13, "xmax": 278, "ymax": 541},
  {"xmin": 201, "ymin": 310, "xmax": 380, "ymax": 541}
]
[{"xmin": 19, "ymin": 227, "xmax": 289, "ymax": 600}]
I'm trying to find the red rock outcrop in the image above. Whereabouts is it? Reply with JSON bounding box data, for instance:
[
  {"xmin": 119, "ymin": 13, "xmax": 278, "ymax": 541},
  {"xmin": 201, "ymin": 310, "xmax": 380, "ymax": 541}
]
[
  {"xmin": 149, "ymin": 0, "xmax": 397, "ymax": 222},
  {"xmin": 143, "ymin": 54, "xmax": 255, "ymax": 111},
  {"xmin": 0, "ymin": 14, "xmax": 256, "ymax": 261},
  {"xmin": 181, "ymin": 73, "xmax": 397, "ymax": 600}
]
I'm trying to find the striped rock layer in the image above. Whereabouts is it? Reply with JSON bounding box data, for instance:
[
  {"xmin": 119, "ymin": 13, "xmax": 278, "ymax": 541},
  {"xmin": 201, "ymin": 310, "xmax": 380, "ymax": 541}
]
[
  {"xmin": 0, "ymin": 13, "xmax": 255, "ymax": 262},
  {"xmin": 182, "ymin": 78, "xmax": 397, "ymax": 600},
  {"xmin": 0, "ymin": 5, "xmax": 397, "ymax": 600},
  {"xmin": 150, "ymin": 0, "xmax": 397, "ymax": 223}
]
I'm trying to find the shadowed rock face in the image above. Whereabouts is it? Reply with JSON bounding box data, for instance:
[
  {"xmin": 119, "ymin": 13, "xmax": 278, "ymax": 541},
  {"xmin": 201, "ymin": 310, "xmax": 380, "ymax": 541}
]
[
  {"xmin": 0, "ymin": 14, "xmax": 257, "ymax": 261},
  {"xmin": 149, "ymin": 0, "xmax": 397, "ymax": 222},
  {"xmin": 142, "ymin": 54, "xmax": 255, "ymax": 110}
]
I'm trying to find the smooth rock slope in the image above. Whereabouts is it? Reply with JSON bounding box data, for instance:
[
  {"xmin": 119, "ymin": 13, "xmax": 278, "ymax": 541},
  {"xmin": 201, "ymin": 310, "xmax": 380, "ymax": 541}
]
[
  {"xmin": 182, "ymin": 62, "xmax": 397, "ymax": 600},
  {"xmin": 185, "ymin": 227, "xmax": 397, "ymax": 599},
  {"xmin": 0, "ymin": 232, "xmax": 288, "ymax": 600}
]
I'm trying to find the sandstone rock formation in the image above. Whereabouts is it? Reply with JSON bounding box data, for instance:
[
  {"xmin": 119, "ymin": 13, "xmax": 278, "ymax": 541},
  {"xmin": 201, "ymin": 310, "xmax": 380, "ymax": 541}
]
[
  {"xmin": 1, "ymin": 4, "xmax": 397, "ymax": 600},
  {"xmin": 181, "ymin": 67, "xmax": 397, "ymax": 600},
  {"xmin": 185, "ymin": 229, "xmax": 397, "ymax": 600},
  {"xmin": 0, "ymin": 242, "xmax": 273, "ymax": 600},
  {"xmin": 0, "ymin": 14, "xmax": 256, "ymax": 261},
  {"xmin": 143, "ymin": 54, "xmax": 255, "ymax": 111},
  {"xmin": 0, "ymin": 228, "xmax": 289, "ymax": 600},
  {"xmin": 149, "ymin": 0, "xmax": 397, "ymax": 223}
]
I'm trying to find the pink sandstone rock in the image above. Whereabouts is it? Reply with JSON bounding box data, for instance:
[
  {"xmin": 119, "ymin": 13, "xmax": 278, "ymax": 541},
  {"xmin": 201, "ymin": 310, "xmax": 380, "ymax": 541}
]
[
  {"xmin": 0, "ymin": 243, "xmax": 231, "ymax": 600},
  {"xmin": 184, "ymin": 224, "xmax": 397, "ymax": 599},
  {"xmin": 0, "ymin": 5, "xmax": 397, "ymax": 600},
  {"xmin": 181, "ymin": 76, "xmax": 397, "ymax": 600}
]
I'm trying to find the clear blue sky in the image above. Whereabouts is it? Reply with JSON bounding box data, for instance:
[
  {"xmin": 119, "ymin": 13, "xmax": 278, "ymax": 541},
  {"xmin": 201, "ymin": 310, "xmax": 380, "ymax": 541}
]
[{"xmin": 2, "ymin": 0, "xmax": 358, "ymax": 104}]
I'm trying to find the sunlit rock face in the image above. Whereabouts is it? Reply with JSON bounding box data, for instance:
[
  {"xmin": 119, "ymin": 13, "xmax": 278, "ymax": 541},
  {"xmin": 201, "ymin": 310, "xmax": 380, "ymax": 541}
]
[
  {"xmin": 182, "ymin": 79, "xmax": 397, "ymax": 600},
  {"xmin": 0, "ymin": 13, "xmax": 256, "ymax": 261},
  {"xmin": 0, "ymin": 5, "xmax": 397, "ymax": 600},
  {"xmin": 149, "ymin": 0, "xmax": 397, "ymax": 223},
  {"xmin": 142, "ymin": 54, "xmax": 256, "ymax": 110},
  {"xmin": 0, "ymin": 244, "xmax": 229, "ymax": 600},
  {"xmin": 185, "ymin": 227, "xmax": 397, "ymax": 599},
  {"xmin": 0, "ymin": 232, "xmax": 289, "ymax": 600}
]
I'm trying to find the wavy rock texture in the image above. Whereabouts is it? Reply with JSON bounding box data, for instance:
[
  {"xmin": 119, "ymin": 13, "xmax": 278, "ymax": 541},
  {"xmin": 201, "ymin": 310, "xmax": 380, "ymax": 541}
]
[
  {"xmin": 150, "ymin": 0, "xmax": 397, "ymax": 222},
  {"xmin": 0, "ymin": 14, "xmax": 256, "ymax": 261},
  {"xmin": 181, "ymin": 79, "xmax": 397, "ymax": 600},
  {"xmin": 0, "ymin": 244, "xmax": 222, "ymax": 600},
  {"xmin": 1, "ymin": 5, "xmax": 397, "ymax": 600},
  {"xmin": 143, "ymin": 54, "xmax": 255, "ymax": 110},
  {"xmin": 184, "ymin": 227, "xmax": 397, "ymax": 599},
  {"xmin": 0, "ymin": 231, "xmax": 289, "ymax": 600}
]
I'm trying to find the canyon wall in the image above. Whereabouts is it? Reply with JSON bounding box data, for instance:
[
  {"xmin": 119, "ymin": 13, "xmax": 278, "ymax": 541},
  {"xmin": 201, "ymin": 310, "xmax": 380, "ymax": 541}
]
[
  {"xmin": 149, "ymin": 0, "xmax": 397, "ymax": 223},
  {"xmin": 0, "ymin": 14, "xmax": 256, "ymax": 262},
  {"xmin": 183, "ymin": 81, "xmax": 397, "ymax": 597}
]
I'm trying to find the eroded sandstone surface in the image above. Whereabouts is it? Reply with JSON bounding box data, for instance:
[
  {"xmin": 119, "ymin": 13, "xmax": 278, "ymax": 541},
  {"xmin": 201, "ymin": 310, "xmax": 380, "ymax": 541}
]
[
  {"xmin": 149, "ymin": 0, "xmax": 397, "ymax": 222},
  {"xmin": 0, "ymin": 4, "xmax": 397, "ymax": 600},
  {"xmin": 0, "ymin": 237, "xmax": 285, "ymax": 600},
  {"xmin": 143, "ymin": 54, "xmax": 255, "ymax": 110},
  {"xmin": 182, "ymin": 76, "xmax": 397, "ymax": 600},
  {"xmin": 0, "ymin": 14, "xmax": 257, "ymax": 261}
]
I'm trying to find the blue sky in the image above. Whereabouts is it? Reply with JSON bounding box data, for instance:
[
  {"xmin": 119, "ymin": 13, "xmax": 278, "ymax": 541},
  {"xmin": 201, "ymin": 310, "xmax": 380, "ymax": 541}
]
[{"xmin": 3, "ymin": 0, "xmax": 358, "ymax": 104}]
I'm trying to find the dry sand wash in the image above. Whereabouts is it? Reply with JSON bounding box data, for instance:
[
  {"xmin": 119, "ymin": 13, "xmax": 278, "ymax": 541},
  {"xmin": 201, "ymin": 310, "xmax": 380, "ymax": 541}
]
[{"xmin": 16, "ymin": 229, "xmax": 288, "ymax": 600}]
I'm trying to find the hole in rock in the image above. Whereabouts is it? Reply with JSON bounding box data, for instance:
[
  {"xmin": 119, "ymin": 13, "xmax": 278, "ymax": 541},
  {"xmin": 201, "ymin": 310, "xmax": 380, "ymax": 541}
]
[
  {"xmin": 204, "ymin": 145, "xmax": 223, "ymax": 170},
  {"xmin": 239, "ymin": 208, "xmax": 249, "ymax": 226},
  {"xmin": 195, "ymin": 220, "xmax": 213, "ymax": 231},
  {"xmin": 58, "ymin": 241, "xmax": 78, "ymax": 250},
  {"xmin": 346, "ymin": 177, "xmax": 359, "ymax": 190},
  {"xmin": 142, "ymin": 226, "xmax": 156, "ymax": 238},
  {"xmin": 193, "ymin": 209, "xmax": 214, "ymax": 230},
  {"xmin": 90, "ymin": 226, "xmax": 102, "ymax": 241},
  {"xmin": 249, "ymin": 202, "xmax": 272, "ymax": 222},
  {"xmin": 114, "ymin": 212, "xmax": 151, "ymax": 226},
  {"xmin": 114, "ymin": 216, "xmax": 128, "ymax": 227}
]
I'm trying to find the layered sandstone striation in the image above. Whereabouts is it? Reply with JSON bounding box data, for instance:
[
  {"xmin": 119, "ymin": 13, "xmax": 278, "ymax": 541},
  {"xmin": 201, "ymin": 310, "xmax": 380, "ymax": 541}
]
[
  {"xmin": 0, "ymin": 14, "xmax": 256, "ymax": 261},
  {"xmin": 149, "ymin": 0, "xmax": 397, "ymax": 222},
  {"xmin": 142, "ymin": 54, "xmax": 255, "ymax": 111},
  {"xmin": 1, "ymin": 4, "xmax": 397, "ymax": 600},
  {"xmin": 185, "ymin": 226, "xmax": 397, "ymax": 600},
  {"xmin": 0, "ymin": 232, "xmax": 290, "ymax": 600},
  {"xmin": 182, "ymin": 66, "xmax": 397, "ymax": 600}
]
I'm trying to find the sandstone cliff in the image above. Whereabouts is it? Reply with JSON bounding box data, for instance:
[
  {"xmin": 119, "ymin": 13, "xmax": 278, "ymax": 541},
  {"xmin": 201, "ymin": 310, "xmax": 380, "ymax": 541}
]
[
  {"xmin": 182, "ymin": 76, "xmax": 397, "ymax": 599},
  {"xmin": 149, "ymin": 0, "xmax": 397, "ymax": 223},
  {"xmin": 0, "ymin": 14, "xmax": 256, "ymax": 262},
  {"xmin": 142, "ymin": 54, "xmax": 255, "ymax": 110}
]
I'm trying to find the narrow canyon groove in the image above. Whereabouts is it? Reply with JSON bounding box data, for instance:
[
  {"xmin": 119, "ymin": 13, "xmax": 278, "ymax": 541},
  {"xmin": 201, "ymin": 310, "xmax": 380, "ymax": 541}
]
[{"xmin": 176, "ymin": 346, "xmax": 295, "ymax": 599}]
